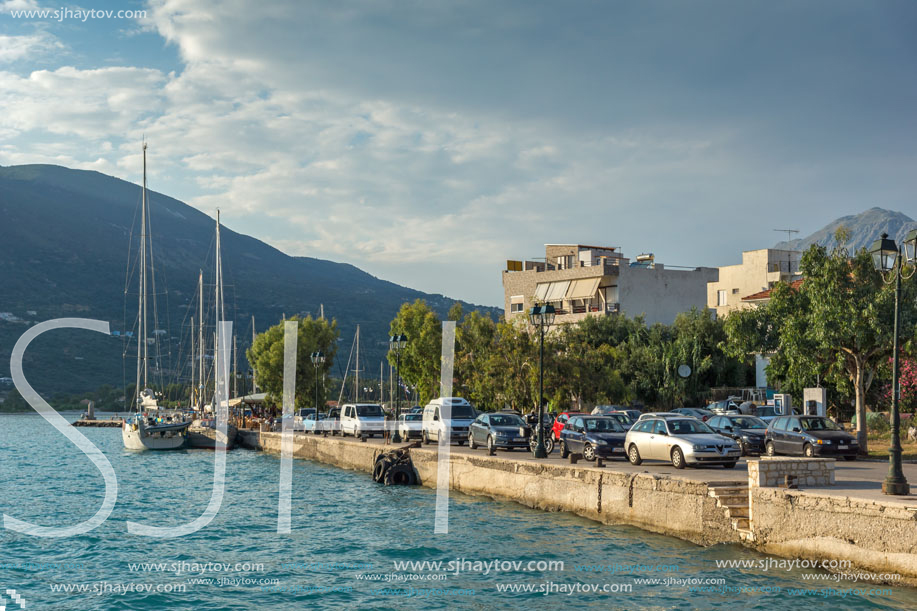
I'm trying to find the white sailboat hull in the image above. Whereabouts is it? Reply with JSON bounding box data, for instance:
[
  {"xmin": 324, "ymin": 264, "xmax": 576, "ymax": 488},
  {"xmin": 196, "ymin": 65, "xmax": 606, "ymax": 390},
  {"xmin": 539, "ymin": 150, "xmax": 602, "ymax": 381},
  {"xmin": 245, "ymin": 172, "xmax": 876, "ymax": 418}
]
[{"xmin": 122, "ymin": 418, "xmax": 188, "ymax": 451}]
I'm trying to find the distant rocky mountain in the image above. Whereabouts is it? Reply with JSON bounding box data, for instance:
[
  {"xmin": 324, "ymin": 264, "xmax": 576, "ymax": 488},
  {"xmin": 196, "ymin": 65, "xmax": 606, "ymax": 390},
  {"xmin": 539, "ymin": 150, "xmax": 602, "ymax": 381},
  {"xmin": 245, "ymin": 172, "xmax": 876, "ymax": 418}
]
[
  {"xmin": 774, "ymin": 207, "xmax": 917, "ymax": 254},
  {"xmin": 0, "ymin": 164, "xmax": 499, "ymax": 396}
]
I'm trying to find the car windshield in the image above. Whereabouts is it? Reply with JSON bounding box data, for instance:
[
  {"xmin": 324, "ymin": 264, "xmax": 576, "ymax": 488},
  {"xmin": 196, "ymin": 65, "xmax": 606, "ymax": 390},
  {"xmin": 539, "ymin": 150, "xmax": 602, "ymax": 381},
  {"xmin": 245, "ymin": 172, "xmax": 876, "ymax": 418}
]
[
  {"xmin": 584, "ymin": 418, "xmax": 623, "ymax": 433},
  {"xmin": 800, "ymin": 417, "xmax": 841, "ymax": 431},
  {"xmin": 356, "ymin": 405, "xmax": 383, "ymax": 417},
  {"xmin": 667, "ymin": 419, "xmax": 714, "ymax": 435},
  {"xmin": 490, "ymin": 414, "xmax": 524, "ymax": 426},
  {"xmin": 442, "ymin": 405, "xmax": 474, "ymax": 418},
  {"xmin": 730, "ymin": 417, "xmax": 765, "ymax": 429},
  {"xmin": 404, "ymin": 414, "xmax": 422, "ymax": 421},
  {"xmin": 756, "ymin": 407, "xmax": 778, "ymax": 417},
  {"xmin": 610, "ymin": 414, "xmax": 633, "ymax": 425}
]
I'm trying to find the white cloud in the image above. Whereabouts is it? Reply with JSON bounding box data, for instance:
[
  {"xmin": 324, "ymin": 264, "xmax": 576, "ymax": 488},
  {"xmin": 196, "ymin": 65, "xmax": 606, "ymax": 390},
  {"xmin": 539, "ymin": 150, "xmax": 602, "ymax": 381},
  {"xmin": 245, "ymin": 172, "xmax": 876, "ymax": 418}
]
[{"xmin": 0, "ymin": 32, "xmax": 62, "ymax": 63}]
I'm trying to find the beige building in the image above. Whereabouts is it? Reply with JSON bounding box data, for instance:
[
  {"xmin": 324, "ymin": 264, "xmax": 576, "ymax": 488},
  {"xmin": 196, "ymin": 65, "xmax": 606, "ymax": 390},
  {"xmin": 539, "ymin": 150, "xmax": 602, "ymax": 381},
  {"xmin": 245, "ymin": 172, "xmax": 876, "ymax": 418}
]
[
  {"xmin": 502, "ymin": 244, "xmax": 718, "ymax": 326},
  {"xmin": 706, "ymin": 249, "xmax": 802, "ymax": 318}
]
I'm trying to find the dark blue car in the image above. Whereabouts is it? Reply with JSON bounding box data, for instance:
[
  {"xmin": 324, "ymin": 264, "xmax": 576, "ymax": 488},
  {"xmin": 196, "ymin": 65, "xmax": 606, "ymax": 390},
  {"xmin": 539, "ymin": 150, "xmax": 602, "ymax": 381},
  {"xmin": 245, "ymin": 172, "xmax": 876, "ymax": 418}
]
[
  {"xmin": 559, "ymin": 416, "xmax": 627, "ymax": 461},
  {"xmin": 468, "ymin": 412, "xmax": 531, "ymax": 452}
]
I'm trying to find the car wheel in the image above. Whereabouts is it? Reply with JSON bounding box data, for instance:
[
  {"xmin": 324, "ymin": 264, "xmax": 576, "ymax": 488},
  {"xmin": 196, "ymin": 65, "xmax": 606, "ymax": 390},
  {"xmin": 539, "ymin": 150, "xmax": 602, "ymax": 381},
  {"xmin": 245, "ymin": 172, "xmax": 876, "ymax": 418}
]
[
  {"xmin": 423, "ymin": 431, "xmax": 430, "ymax": 445},
  {"xmin": 628, "ymin": 444, "xmax": 642, "ymax": 465},
  {"xmin": 803, "ymin": 443, "xmax": 815, "ymax": 458},
  {"xmin": 560, "ymin": 440, "xmax": 569, "ymax": 459},
  {"xmin": 738, "ymin": 440, "xmax": 747, "ymax": 457},
  {"xmin": 766, "ymin": 441, "xmax": 776, "ymax": 457},
  {"xmin": 843, "ymin": 455, "xmax": 857, "ymax": 461},
  {"xmin": 722, "ymin": 461, "xmax": 737, "ymax": 469},
  {"xmin": 671, "ymin": 447, "xmax": 686, "ymax": 469},
  {"xmin": 583, "ymin": 444, "xmax": 596, "ymax": 461},
  {"xmin": 543, "ymin": 435, "xmax": 555, "ymax": 454},
  {"xmin": 487, "ymin": 435, "xmax": 495, "ymax": 453},
  {"xmin": 468, "ymin": 432, "xmax": 477, "ymax": 450}
]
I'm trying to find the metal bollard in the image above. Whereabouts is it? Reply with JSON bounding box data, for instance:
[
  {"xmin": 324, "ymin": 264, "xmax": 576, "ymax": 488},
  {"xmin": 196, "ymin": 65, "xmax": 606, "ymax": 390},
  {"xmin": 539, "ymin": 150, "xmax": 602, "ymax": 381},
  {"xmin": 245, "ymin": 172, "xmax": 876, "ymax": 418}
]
[
  {"xmin": 596, "ymin": 458, "xmax": 605, "ymax": 468},
  {"xmin": 570, "ymin": 453, "xmax": 581, "ymax": 464}
]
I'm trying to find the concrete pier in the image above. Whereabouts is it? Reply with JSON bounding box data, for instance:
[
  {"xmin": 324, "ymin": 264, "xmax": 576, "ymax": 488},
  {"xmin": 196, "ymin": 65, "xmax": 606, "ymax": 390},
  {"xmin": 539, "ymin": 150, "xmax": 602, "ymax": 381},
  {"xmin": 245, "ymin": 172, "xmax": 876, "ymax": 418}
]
[{"xmin": 238, "ymin": 430, "xmax": 917, "ymax": 585}]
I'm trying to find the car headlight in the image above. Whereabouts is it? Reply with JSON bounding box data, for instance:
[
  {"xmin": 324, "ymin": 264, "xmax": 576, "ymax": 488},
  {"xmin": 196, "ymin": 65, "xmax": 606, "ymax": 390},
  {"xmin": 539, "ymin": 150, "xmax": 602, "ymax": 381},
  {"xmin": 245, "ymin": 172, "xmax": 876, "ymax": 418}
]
[
  {"xmin": 592, "ymin": 438, "xmax": 608, "ymax": 445},
  {"xmin": 692, "ymin": 444, "xmax": 705, "ymax": 451},
  {"xmin": 815, "ymin": 439, "xmax": 831, "ymax": 445},
  {"xmin": 496, "ymin": 431, "xmax": 509, "ymax": 437}
]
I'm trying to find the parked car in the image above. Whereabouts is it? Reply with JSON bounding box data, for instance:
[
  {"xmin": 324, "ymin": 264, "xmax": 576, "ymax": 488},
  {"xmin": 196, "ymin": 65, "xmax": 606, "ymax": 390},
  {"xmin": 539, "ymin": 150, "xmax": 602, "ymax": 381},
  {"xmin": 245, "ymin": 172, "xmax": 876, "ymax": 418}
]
[
  {"xmin": 559, "ymin": 416, "xmax": 628, "ymax": 461},
  {"xmin": 591, "ymin": 405, "xmax": 628, "ymax": 416},
  {"xmin": 292, "ymin": 407, "xmax": 317, "ymax": 431},
  {"xmin": 422, "ymin": 397, "xmax": 477, "ymax": 445},
  {"xmin": 625, "ymin": 417, "xmax": 741, "ymax": 469},
  {"xmin": 621, "ymin": 409, "xmax": 642, "ymax": 421},
  {"xmin": 672, "ymin": 408, "xmax": 714, "ymax": 421},
  {"xmin": 408, "ymin": 406, "xmax": 424, "ymax": 415},
  {"xmin": 302, "ymin": 412, "xmax": 330, "ymax": 434},
  {"xmin": 635, "ymin": 412, "xmax": 682, "ymax": 421},
  {"xmin": 553, "ymin": 411, "xmax": 587, "ymax": 441},
  {"xmin": 765, "ymin": 416, "xmax": 858, "ymax": 460},
  {"xmin": 398, "ymin": 413, "xmax": 424, "ymax": 439},
  {"xmin": 604, "ymin": 411, "xmax": 635, "ymax": 431},
  {"xmin": 707, "ymin": 399, "xmax": 740, "ymax": 414},
  {"xmin": 469, "ymin": 412, "xmax": 530, "ymax": 452},
  {"xmin": 755, "ymin": 405, "xmax": 799, "ymax": 424},
  {"xmin": 340, "ymin": 403, "xmax": 386, "ymax": 438},
  {"xmin": 707, "ymin": 414, "xmax": 768, "ymax": 455},
  {"xmin": 326, "ymin": 407, "xmax": 341, "ymax": 435}
]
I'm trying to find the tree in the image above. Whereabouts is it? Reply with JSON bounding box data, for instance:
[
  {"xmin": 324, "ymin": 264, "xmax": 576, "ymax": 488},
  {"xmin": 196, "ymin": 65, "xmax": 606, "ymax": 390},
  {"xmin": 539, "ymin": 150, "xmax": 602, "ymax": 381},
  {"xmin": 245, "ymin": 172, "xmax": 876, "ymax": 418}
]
[
  {"xmin": 388, "ymin": 300, "xmax": 442, "ymax": 405},
  {"xmin": 454, "ymin": 310, "xmax": 499, "ymax": 408},
  {"xmin": 726, "ymin": 243, "xmax": 917, "ymax": 453},
  {"xmin": 246, "ymin": 315, "xmax": 338, "ymax": 409}
]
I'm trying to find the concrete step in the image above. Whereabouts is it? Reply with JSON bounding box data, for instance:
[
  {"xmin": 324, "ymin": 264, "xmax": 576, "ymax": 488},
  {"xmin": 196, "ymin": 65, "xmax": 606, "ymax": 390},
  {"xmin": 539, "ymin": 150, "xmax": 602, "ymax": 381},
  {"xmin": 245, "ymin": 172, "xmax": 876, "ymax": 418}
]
[
  {"xmin": 732, "ymin": 517, "xmax": 750, "ymax": 530},
  {"xmin": 737, "ymin": 528, "xmax": 756, "ymax": 542},
  {"xmin": 725, "ymin": 506, "xmax": 750, "ymax": 518},
  {"xmin": 708, "ymin": 486, "xmax": 749, "ymax": 496},
  {"xmin": 714, "ymin": 494, "xmax": 748, "ymax": 505}
]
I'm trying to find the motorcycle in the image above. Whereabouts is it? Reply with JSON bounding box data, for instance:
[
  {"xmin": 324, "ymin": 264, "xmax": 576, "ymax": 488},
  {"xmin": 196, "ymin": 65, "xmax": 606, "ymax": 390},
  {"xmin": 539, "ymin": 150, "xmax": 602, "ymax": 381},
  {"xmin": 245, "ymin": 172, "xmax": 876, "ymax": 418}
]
[{"xmin": 527, "ymin": 413, "xmax": 555, "ymax": 454}]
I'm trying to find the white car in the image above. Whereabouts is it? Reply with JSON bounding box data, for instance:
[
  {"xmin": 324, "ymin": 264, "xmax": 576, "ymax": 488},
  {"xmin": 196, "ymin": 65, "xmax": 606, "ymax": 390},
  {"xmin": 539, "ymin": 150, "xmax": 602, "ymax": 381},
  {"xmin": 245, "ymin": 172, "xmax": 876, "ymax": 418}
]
[
  {"xmin": 340, "ymin": 403, "xmax": 386, "ymax": 438},
  {"xmin": 397, "ymin": 413, "xmax": 424, "ymax": 440},
  {"xmin": 422, "ymin": 397, "xmax": 476, "ymax": 445},
  {"xmin": 624, "ymin": 416, "xmax": 740, "ymax": 469}
]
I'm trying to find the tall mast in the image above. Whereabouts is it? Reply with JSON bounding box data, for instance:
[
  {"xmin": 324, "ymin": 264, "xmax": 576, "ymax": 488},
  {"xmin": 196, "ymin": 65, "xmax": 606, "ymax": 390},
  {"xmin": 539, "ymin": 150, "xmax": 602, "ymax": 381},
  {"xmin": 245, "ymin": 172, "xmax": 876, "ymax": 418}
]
[
  {"xmin": 233, "ymin": 335, "xmax": 238, "ymax": 399},
  {"xmin": 198, "ymin": 269, "xmax": 204, "ymax": 408},
  {"xmin": 251, "ymin": 315, "xmax": 257, "ymax": 394},
  {"xmin": 214, "ymin": 210, "xmax": 223, "ymax": 409},
  {"xmin": 190, "ymin": 316, "xmax": 195, "ymax": 407},
  {"xmin": 136, "ymin": 142, "xmax": 149, "ymax": 405},
  {"xmin": 380, "ymin": 361, "xmax": 383, "ymax": 405},
  {"xmin": 354, "ymin": 324, "xmax": 360, "ymax": 403}
]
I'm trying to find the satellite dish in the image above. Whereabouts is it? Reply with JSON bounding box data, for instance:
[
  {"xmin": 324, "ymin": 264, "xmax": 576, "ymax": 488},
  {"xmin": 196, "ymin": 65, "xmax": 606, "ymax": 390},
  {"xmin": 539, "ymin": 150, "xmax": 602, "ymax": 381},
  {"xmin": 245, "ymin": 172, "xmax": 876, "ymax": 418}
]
[{"xmin": 677, "ymin": 364, "xmax": 691, "ymax": 378}]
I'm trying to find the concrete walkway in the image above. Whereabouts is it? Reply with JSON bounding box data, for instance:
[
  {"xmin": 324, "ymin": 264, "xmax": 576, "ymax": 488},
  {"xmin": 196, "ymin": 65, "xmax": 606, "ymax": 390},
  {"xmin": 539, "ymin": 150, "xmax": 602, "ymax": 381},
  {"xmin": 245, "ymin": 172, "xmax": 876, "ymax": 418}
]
[{"xmin": 330, "ymin": 432, "xmax": 917, "ymax": 505}]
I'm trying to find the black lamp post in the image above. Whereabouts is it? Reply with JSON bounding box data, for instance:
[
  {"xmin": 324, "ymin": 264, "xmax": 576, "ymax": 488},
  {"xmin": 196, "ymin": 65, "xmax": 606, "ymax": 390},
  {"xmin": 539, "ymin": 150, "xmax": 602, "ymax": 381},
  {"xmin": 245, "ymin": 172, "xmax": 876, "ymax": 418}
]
[
  {"xmin": 310, "ymin": 351, "xmax": 324, "ymax": 434},
  {"xmin": 389, "ymin": 333, "xmax": 408, "ymax": 443},
  {"xmin": 529, "ymin": 304, "xmax": 555, "ymax": 458},
  {"xmin": 868, "ymin": 231, "xmax": 915, "ymax": 496}
]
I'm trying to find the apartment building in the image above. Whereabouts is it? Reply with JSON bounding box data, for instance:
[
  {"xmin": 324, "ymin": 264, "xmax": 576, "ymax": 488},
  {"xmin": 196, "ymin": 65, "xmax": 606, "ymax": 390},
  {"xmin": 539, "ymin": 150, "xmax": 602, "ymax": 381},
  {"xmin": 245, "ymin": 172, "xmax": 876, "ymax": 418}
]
[
  {"xmin": 706, "ymin": 248, "xmax": 802, "ymax": 318},
  {"xmin": 502, "ymin": 244, "xmax": 718, "ymax": 326}
]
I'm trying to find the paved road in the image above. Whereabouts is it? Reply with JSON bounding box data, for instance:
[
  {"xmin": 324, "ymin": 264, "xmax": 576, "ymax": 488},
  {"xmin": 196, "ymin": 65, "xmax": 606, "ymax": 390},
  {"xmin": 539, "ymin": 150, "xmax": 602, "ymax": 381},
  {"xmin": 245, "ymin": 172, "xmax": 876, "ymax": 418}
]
[{"xmin": 344, "ymin": 433, "xmax": 917, "ymax": 504}]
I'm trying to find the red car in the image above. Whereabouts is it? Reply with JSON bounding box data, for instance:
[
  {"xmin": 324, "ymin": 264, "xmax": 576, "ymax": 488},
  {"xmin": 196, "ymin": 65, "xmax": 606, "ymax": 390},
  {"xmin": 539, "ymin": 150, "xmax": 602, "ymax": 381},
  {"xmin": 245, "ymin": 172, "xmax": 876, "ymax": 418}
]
[{"xmin": 553, "ymin": 411, "xmax": 588, "ymax": 441}]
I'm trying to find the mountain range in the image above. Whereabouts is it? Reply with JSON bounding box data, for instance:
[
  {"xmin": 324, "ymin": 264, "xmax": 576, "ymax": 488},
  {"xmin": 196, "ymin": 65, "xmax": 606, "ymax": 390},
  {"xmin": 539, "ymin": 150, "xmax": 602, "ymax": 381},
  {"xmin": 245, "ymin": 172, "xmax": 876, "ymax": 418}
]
[
  {"xmin": 0, "ymin": 164, "xmax": 499, "ymax": 397},
  {"xmin": 773, "ymin": 207, "xmax": 916, "ymax": 254}
]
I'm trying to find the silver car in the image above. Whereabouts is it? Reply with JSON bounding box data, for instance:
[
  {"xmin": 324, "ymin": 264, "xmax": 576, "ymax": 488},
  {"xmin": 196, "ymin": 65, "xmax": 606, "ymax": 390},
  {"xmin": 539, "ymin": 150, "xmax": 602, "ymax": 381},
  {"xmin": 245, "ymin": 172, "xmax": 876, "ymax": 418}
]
[{"xmin": 625, "ymin": 417, "xmax": 740, "ymax": 469}]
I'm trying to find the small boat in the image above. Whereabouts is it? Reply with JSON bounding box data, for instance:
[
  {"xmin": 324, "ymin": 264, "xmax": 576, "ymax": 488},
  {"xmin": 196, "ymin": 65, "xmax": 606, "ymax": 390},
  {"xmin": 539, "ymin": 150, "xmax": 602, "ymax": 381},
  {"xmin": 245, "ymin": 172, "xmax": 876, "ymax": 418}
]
[{"xmin": 122, "ymin": 144, "xmax": 191, "ymax": 451}]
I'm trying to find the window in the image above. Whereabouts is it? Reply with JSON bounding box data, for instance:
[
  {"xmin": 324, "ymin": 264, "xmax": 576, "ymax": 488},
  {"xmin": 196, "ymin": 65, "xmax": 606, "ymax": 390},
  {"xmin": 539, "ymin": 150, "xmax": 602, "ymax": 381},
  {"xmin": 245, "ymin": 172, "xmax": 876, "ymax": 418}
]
[
  {"xmin": 717, "ymin": 290, "xmax": 727, "ymax": 306},
  {"xmin": 773, "ymin": 417, "xmax": 787, "ymax": 431},
  {"xmin": 732, "ymin": 288, "xmax": 740, "ymax": 294},
  {"xmin": 510, "ymin": 302, "xmax": 524, "ymax": 313},
  {"xmin": 654, "ymin": 420, "xmax": 667, "ymax": 435}
]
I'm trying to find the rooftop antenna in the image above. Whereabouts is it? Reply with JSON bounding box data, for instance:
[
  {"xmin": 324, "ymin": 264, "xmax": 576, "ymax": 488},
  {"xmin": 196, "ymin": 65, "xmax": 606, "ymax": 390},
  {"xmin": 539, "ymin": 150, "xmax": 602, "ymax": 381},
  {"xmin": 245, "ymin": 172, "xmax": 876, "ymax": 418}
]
[{"xmin": 774, "ymin": 229, "xmax": 799, "ymax": 276}]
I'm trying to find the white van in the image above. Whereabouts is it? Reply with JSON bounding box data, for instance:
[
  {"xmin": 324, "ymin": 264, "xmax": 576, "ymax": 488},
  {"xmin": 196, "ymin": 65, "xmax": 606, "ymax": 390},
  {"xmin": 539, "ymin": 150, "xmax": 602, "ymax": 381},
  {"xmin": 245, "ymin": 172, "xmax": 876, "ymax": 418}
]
[
  {"xmin": 340, "ymin": 403, "xmax": 386, "ymax": 438},
  {"xmin": 422, "ymin": 397, "xmax": 477, "ymax": 445}
]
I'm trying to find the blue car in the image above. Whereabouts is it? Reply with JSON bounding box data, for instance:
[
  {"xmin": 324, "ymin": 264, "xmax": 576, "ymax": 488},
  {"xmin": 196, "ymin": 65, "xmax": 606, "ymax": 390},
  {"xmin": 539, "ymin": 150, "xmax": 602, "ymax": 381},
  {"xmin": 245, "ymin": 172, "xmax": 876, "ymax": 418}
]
[{"xmin": 559, "ymin": 416, "xmax": 628, "ymax": 461}]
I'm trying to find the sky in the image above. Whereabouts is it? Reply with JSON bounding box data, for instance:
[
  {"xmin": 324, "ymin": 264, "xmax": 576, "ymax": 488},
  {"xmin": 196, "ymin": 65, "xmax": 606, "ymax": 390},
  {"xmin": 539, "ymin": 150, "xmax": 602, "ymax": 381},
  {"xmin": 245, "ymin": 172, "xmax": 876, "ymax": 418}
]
[{"xmin": 1, "ymin": 0, "xmax": 916, "ymax": 307}]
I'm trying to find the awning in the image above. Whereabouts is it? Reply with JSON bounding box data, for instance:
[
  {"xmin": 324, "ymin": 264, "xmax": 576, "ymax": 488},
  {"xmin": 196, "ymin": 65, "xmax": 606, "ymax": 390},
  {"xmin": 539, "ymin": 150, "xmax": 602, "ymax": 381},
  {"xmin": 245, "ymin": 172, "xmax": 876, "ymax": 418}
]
[
  {"xmin": 566, "ymin": 277, "xmax": 601, "ymax": 300},
  {"xmin": 534, "ymin": 282, "xmax": 550, "ymax": 300},
  {"xmin": 545, "ymin": 280, "xmax": 570, "ymax": 301}
]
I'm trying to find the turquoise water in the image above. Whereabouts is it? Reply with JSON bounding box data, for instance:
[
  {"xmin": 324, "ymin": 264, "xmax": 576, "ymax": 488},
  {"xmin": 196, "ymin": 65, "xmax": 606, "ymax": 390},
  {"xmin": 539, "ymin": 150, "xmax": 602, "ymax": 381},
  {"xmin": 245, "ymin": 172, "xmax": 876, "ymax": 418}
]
[{"xmin": 2, "ymin": 413, "xmax": 916, "ymax": 610}]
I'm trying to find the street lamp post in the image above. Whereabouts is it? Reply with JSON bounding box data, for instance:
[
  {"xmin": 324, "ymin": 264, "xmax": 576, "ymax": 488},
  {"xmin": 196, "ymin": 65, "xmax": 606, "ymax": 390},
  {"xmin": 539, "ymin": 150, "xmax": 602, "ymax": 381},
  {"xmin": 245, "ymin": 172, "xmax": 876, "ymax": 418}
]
[
  {"xmin": 389, "ymin": 333, "xmax": 408, "ymax": 443},
  {"xmin": 529, "ymin": 304, "xmax": 555, "ymax": 458},
  {"xmin": 310, "ymin": 351, "xmax": 324, "ymax": 434},
  {"xmin": 868, "ymin": 231, "xmax": 915, "ymax": 496}
]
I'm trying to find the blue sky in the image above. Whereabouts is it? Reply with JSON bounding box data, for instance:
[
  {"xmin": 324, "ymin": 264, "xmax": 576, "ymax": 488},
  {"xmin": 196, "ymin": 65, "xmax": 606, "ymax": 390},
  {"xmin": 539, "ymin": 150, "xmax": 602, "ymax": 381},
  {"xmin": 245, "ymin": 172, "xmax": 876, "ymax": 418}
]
[{"xmin": 2, "ymin": 0, "xmax": 916, "ymax": 306}]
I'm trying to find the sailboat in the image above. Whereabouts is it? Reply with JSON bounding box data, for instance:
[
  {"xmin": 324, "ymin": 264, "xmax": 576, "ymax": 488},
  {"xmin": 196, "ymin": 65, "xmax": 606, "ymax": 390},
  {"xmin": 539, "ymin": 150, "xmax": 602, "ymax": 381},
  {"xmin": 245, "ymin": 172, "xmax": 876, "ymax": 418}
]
[
  {"xmin": 122, "ymin": 144, "xmax": 191, "ymax": 450},
  {"xmin": 188, "ymin": 211, "xmax": 238, "ymax": 450}
]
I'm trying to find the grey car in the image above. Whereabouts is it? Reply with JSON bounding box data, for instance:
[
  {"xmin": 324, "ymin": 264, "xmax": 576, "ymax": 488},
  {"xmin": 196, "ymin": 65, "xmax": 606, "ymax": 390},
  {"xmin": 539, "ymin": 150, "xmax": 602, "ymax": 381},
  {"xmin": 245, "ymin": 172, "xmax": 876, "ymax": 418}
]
[{"xmin": 625, "ymin": 417, "xmax": 741, "ymax": 469}]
